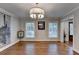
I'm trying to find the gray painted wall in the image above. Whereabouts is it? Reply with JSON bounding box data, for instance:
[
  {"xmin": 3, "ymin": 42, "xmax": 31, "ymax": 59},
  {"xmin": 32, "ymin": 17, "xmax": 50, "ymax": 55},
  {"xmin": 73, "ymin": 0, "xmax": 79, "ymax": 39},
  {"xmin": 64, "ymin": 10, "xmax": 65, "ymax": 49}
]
[
  {"xmin": 19, "ymin": 17, "xmax": 60, "ymax": 41},
  {"xmin": 0, "ymin": 8, "xmax": 20, "ymax": 48},
  {"xmin": 63, "ymin": 7, "xmax": 79, "ymax": 53},
  {"xmin": 10, "ymin": 16, "xmax": 20, "ymax": 43}
]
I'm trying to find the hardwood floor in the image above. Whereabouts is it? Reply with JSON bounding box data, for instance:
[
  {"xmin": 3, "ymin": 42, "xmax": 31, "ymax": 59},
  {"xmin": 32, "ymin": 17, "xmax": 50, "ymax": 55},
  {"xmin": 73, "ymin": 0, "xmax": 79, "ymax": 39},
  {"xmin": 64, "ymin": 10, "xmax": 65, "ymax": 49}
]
[
  {"xmin": 0, "ymin": 41, "xmax": 78, "ymax": 55},
  {"xmin": 65, "ymin": 41, "xmax": 73, "ymax": 47}
]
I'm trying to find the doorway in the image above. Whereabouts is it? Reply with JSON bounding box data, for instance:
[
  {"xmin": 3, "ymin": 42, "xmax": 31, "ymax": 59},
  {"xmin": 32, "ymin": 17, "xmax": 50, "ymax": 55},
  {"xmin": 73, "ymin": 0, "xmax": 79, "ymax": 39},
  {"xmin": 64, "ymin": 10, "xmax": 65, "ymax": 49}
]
[
  {"xmin": 68, "ymin": 22, "xmax": 73, "ymax": 46},
  {"xmin": 60, "ymin": 20, "xmax": 73, "ymax": 47}
]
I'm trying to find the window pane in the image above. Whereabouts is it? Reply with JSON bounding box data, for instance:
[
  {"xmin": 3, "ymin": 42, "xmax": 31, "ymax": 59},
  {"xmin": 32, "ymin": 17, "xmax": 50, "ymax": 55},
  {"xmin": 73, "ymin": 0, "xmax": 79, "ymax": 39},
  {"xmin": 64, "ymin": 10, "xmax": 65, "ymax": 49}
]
[
  {"xmin": 48, "ymin": 23, "xmax": 58, "ymax": 38},
  {"xmin": 0, "ymin": 14, "xmax": 4, "ymax": 28},
  {"xmin": 70, "ymin": 24, "xmax": 73, "ymax": 35},
  {"xmin": 25, "ymin": 23, "xmax": 35, "ymax": 38}
]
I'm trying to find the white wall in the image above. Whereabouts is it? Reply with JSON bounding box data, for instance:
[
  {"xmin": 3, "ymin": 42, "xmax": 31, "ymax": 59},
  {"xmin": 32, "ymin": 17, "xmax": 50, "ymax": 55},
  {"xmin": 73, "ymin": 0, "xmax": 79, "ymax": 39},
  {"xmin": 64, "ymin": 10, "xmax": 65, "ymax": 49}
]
[
  {"xmin": 60, "ymin": 21, "xmax": 65, "ymax": 42},
  {"xmin": 0, "ymin": 8, "xmax": 20, "ymax": 47},
  {"xmin": 10, "ymin": 16, "xmax": 20, "ymax": 43},
  {"xmin": 20, "ymin": 17, "xmax": 60, "ymax": 41},
  {"xmin": 60, "ymin": 19, "xmax": 71, "ymax": 42},
  {"xmin": 62, "ymin": 7, "xmax": 79, "ymax": 53}
]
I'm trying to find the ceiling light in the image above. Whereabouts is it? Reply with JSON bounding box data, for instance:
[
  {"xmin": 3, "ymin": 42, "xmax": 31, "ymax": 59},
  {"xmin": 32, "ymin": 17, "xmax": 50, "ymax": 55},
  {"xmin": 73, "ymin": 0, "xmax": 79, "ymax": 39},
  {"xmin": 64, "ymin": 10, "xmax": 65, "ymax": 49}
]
[{"xmin": 29, "ymin": 3, "xmax": 45, "ymax": 19}]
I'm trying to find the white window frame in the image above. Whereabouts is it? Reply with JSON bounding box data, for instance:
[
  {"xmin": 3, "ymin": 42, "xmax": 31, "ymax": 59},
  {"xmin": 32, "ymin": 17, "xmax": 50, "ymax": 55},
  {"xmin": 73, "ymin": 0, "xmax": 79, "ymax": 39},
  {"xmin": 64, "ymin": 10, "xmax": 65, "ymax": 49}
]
[
  {"xmin": 48, "ymin": 22, "xmax": 58, "ymax": 38},
  {"xmin": 25, "ymin": 22, "xmax": 35, "ymax": 39}
]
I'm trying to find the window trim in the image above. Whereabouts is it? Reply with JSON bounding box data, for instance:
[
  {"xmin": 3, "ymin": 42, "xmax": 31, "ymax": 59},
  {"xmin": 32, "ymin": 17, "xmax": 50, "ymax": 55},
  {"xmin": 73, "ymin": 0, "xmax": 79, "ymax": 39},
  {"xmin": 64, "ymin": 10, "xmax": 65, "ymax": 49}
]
[
  {"xmin": 25, "ymin": 22, "xmax": 36, "ymax": 39},
  {"xmin": 48, "ymin": 22, "xmax": 58, "ymax": 39}
]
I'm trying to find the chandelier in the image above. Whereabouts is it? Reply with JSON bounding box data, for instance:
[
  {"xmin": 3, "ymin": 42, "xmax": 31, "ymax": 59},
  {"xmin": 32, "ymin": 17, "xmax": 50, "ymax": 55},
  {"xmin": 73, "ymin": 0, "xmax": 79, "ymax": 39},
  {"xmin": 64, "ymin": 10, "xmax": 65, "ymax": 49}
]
[{"xmin": 30, "ymin": 4, "xmax": 45, "ymax": 19}]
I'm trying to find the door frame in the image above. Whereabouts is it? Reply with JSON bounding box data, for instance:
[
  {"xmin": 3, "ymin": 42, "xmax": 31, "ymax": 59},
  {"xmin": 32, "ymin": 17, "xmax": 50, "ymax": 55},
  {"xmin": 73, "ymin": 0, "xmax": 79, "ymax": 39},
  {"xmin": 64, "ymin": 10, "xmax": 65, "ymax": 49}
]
[{"xmin": 69, "ymin": 22, "xmax": 73, "ymax": 42}]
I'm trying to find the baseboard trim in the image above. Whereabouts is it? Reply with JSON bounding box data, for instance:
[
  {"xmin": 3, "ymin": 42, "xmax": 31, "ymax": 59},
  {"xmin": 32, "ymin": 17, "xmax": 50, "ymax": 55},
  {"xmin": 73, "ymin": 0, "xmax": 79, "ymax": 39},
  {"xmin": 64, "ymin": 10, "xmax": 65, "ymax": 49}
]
[
  {"xmin": 0, "ymin": 40, "xmax": 19, "ymax": 52},
  {"xmin": 73, "ymin": 49, "xmax": 79, "ymax": 55},
  {"xmin": 20, "ymin": 39, "xmax": 60, "ymax": 41}
]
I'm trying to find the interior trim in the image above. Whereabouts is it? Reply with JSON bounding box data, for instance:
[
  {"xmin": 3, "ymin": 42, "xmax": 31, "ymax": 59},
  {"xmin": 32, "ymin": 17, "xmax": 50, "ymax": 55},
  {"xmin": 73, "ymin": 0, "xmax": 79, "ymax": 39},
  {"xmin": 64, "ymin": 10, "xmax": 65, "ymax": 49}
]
[
  {"xmin": 0, "ymin": 40, "xmax": 19, "ymax": 52},
  {"xmin": 73, "ymin": 49, "xmax": 79, "ymax": 55},
  {"xmin": 64, "ymin": 6, "xmax": 79, "ymax": 17}
]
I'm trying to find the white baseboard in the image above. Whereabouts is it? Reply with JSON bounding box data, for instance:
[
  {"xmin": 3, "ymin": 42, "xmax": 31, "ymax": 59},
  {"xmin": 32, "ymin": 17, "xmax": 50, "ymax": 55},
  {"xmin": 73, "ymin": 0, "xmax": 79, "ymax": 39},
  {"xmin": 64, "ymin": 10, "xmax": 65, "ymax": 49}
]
[
  {"xmin": 20, "ymin": 40, "xmax": 60, "ymax": 41},
  {"xmin": 0, "ymin": 40, "xmax": 19, "ymax": 52},
  {"xmin": 73, "ymin": 48, "xmax": 79, "ymax": 54},
  {"xmin": 20, "ymin": 38, "xmax": 60, "ymax": 41}
]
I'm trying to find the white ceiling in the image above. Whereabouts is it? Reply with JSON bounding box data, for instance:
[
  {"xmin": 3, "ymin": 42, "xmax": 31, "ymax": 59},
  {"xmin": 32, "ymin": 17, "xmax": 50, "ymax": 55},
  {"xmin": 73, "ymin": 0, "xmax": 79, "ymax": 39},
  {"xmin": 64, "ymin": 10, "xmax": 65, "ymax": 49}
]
[{"xmin": 0, "ymin": 3, "xmax": 79, "ymax": 18}]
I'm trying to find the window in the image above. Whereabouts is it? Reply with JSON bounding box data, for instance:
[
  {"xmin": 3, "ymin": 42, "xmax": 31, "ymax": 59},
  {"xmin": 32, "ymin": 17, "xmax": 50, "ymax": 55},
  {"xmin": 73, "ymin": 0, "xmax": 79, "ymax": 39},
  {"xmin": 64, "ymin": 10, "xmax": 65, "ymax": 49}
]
[
  {"xmin": 70, "ymin": 23, "xmax": 73, "ymax": 35},
  {"xmin": 25, "ymin": 23, "xmax": 35, "ymax": 38},
  {"xmin": 48, "ymin": 23, "xmax": 58, "ymax": 38},
  {"xmin": 0, "ymin": 13, "xmax": 4, "ymax": 28}
]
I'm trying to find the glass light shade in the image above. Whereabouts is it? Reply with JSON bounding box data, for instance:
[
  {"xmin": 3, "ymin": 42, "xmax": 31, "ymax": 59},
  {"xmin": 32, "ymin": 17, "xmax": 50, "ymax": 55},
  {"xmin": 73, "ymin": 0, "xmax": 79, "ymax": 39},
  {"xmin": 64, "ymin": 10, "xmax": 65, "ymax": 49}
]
[
  {"xmin": 30, "ymin": 14, "xmax": 36, "ymax": 19},
  {"xmin": 30, "ymin": 7, "xmax": 44, "ymax": 19},
  {"xmin": 38, "ymin": 14, "xmax": 44, "ymax": 19}
]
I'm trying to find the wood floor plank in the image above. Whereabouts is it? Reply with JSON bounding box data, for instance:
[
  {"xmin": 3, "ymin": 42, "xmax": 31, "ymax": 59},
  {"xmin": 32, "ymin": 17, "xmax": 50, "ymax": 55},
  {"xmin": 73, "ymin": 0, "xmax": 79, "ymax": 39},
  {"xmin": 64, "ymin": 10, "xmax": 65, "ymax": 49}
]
[{"xmin": 0, "ymin": 41, "xmax": 78, "ymax": 55}]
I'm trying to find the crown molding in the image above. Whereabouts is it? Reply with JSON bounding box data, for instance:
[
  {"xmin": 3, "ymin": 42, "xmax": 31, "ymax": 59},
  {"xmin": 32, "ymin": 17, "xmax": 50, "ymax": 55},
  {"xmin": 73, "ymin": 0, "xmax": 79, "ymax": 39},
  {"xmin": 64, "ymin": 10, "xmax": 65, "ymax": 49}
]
[{"xmin": 64, "ymin": 6, "xmax": 79, "ymax": 17}]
